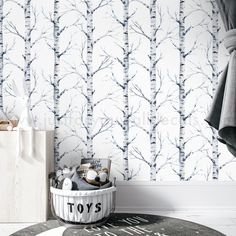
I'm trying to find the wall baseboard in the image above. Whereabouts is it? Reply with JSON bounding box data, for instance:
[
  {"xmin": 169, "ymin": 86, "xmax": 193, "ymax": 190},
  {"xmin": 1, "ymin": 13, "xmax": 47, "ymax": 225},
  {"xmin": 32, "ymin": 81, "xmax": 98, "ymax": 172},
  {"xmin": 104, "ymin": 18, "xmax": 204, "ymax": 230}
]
[{"xmin": 115, "ymin": 181, "xmax": 236, "ymax": 215}]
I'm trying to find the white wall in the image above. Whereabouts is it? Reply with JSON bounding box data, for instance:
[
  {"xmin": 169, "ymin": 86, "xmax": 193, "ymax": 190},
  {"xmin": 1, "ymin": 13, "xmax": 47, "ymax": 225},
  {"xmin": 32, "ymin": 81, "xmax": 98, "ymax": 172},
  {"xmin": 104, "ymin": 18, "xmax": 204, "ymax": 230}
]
[{"xmin": 0, "ymin": 0, "xmax": 235, "ymax": 181}]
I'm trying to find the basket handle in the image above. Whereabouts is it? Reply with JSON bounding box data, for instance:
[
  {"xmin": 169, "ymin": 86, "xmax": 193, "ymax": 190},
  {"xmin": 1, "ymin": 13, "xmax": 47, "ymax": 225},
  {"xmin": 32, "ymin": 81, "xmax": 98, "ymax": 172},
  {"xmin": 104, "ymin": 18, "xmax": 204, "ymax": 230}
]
[
  {"xmin": 112, "ymin": 177, "xmax": 117, "ymax": 213},
  {"xmin": 112, "ymin": 177, "xmax": 116, "ymax": 187},
  {"xmin": 48, "ymin": 172, "xmax": 59, "ymax": 220},
  {"xmin": 49, "ymin": 172, "xmax": 56, "ymax": 187}
]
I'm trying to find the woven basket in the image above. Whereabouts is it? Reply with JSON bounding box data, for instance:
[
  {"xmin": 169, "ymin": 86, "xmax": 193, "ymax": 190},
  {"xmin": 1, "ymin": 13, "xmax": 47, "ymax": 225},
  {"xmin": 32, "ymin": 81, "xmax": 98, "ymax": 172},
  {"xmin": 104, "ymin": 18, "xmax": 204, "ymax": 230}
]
[{"xmin": 50, "ymin": 186, "xmax": 116, "ymax": 225}]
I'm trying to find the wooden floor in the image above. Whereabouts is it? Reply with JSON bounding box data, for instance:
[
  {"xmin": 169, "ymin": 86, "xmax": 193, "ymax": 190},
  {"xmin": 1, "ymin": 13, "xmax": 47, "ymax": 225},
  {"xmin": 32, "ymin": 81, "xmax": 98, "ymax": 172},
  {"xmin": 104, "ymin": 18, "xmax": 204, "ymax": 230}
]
[{"xmin": 1, "ymin": 211, "xmax": 236, "ymax": 236}]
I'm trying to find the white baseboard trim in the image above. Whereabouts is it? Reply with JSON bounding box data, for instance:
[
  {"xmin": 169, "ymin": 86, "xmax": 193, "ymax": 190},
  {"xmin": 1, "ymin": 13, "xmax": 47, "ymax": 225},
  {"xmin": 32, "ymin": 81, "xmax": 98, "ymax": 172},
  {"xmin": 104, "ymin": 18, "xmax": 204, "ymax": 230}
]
[{"xmin": 115, "ymin": 181, "xmax": 236, "ymax": 215}]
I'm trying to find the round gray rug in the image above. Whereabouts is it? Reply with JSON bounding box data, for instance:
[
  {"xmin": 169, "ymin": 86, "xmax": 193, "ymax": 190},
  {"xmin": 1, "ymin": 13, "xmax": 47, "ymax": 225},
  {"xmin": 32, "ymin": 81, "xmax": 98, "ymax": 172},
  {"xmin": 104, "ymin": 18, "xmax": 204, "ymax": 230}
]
[{"xmin": 11, "ymin": 213, "xmax": 225, "ymax": 236}]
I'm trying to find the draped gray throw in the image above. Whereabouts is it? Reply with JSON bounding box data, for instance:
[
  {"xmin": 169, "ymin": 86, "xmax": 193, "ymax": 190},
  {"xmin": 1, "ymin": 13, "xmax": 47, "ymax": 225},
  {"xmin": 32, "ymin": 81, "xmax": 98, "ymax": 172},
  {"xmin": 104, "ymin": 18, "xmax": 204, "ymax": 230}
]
[{"xmin": 205, "ymin": 0, "xmax": 236, "ymax": 156}]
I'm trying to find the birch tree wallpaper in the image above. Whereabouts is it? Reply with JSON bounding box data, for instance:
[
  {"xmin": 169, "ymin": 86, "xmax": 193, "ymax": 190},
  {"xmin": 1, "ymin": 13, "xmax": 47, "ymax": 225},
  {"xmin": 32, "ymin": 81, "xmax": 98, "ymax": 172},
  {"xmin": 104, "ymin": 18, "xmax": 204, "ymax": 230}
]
[{"xmin": 1, "ymin": 0, "xmax": 235, "ymax": 181}]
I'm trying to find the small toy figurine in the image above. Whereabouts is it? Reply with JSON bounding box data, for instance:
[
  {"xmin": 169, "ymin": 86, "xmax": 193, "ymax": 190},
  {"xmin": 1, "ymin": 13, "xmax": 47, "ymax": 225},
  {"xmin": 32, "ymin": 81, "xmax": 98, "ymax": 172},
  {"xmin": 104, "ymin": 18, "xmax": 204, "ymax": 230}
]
[{"xmin": 11, "ymin": 80, "xmax": 38, "ymax": 159}]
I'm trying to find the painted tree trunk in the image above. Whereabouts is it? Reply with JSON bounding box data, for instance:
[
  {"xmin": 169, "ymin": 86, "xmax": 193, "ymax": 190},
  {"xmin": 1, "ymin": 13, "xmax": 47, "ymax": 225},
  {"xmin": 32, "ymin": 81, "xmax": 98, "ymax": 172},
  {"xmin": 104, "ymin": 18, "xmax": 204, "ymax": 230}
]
[
  {"xmin": 149, "ymin": 0, "xmax": 157, "ymax": 181},
  {"xmin": 179, "ymin": 0, "xmax": 186, "ymax": 181},
  {"xmin": 86, "ymin": 0, "xmax": 94, "ymax": 159},
  {"xmin": 53, "ymin": 0, "xmax": 60, "ymax": 167},
  {"xmin": 122, "ymin": 0, "xmax": 130, "ymax": 180},
  {"xmin": 211, "ymin": 0, "xmax": 219, "ymax": 180},
  {"xmin": 24, "ymin": 0, "xmax": 31, "ymax": 95},
  {"xmin": 0, "ymin": 0, "xmax": 3, "ymax": 111}
]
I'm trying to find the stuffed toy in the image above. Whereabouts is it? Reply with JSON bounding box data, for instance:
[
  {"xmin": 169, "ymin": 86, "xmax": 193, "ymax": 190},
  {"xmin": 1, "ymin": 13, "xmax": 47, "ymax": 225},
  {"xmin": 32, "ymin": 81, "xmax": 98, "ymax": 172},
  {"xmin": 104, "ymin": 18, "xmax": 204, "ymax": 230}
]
[
  {"xmin": 62, "ymin": 178, "xmax": 73, "ymax": 190},
  {"xmin": 85, "ymin": 167, "xmax": 109, "ymax": 186},
  {"xmin": 63, "ymin": 166, "xmax": 76, "ymax": 179},
  {"xmin": 54, "ymin": 165, "xmax": 110, "ymax": 190},
  {"xmin": 71, "ymin": 170, "xmax": 99, "ymax": 190},
  {"xmin": 55, "ymin": 169, "xmax": 64, "ymax": 187},
  {"xmin": 98, "ymin": 168, "xmax": 109, "ymax": 184},
  {"xmin": 55, "ymin": 166, "xmax": 76, "ymax": 188}
]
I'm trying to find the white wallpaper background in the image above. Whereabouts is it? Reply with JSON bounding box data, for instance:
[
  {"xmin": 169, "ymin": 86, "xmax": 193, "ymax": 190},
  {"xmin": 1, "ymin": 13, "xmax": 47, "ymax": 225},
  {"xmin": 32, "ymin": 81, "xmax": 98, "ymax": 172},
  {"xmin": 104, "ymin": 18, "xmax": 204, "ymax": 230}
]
[{"xmin": 1, "ymin": 0, "xmax": 235, "ymax": 181}]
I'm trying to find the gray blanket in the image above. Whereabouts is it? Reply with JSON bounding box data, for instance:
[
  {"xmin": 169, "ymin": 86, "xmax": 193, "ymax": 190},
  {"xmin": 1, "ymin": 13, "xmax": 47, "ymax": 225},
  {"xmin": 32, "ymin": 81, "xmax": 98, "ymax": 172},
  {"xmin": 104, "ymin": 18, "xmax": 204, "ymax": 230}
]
[
  {"xmin": 205, "ymin": 29, "xmax": 236, "ymax": 156},
  {"xmin": 205, "ymin": 0, "xmax": 236, "ymax": 157}
]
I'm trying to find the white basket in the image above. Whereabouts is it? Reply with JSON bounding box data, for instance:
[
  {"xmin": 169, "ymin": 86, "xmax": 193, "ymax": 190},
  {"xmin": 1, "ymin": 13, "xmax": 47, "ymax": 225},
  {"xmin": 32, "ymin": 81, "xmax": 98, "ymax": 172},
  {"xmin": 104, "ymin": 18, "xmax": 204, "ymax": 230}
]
[{"xmin": 50, "ymin": 186, "xmax": 116, "ymax": 225}]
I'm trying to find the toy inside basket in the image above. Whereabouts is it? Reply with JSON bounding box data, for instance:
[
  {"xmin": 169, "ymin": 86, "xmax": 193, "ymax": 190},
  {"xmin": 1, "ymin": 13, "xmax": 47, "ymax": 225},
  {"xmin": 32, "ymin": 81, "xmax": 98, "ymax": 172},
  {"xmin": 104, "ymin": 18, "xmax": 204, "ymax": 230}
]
[{"xmin": 50, "ymin": 179, "xmax": 116, "ymax": 227}]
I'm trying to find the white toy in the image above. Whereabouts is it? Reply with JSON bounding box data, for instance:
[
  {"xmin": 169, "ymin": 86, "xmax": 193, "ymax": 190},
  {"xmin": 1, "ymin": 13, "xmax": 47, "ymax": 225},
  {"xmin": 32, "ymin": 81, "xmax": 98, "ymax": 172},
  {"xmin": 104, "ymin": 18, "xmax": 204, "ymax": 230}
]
[
  {"xmin": 62, "ymin": 178, "xmax": 73, "ymax": 190},
  {"xmin": 11, "ymin": 80, "xmax": 38, "ymax": 159}
]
